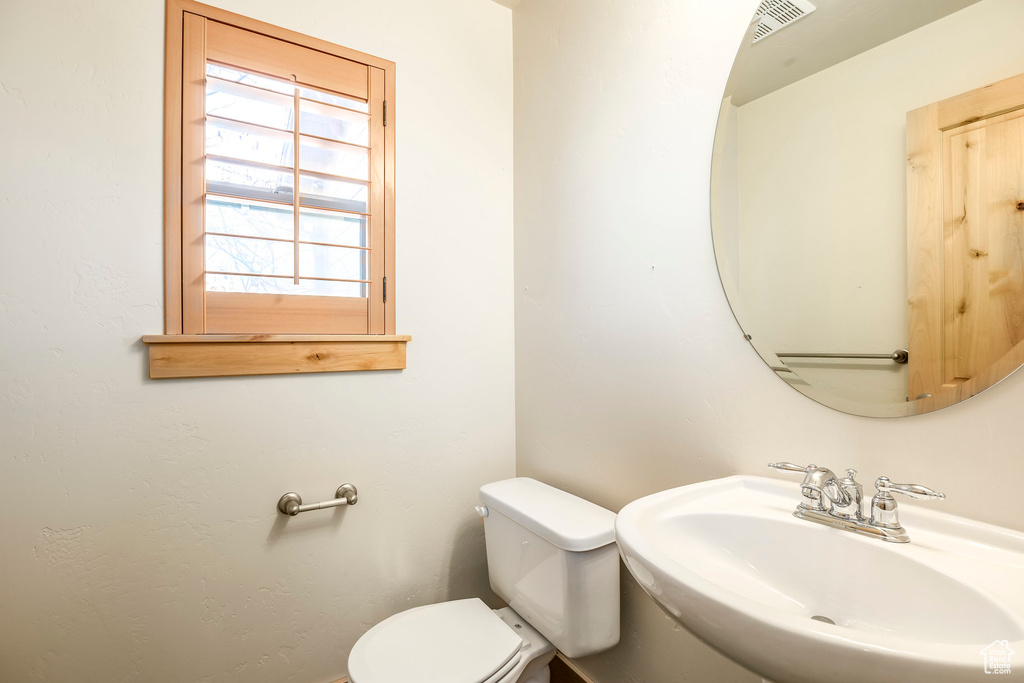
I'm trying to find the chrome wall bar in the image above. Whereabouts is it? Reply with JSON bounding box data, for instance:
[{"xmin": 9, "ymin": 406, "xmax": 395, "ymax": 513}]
[
  {"xmin": 278, "ymin": 483, "xmax": 358, "ymax": 516},
  {"xmin": 776, "ymin": 349, "xmax": 909, "ymax": 365}
]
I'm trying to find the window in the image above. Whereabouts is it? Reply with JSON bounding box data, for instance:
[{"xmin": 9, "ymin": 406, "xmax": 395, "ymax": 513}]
[{"xmin": 145, "ymin": 0, "xmax": 407, "ymax": 378}]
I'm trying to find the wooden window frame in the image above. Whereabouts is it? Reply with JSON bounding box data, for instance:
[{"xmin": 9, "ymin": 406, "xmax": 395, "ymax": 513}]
[{"xmin": 146, "ymin": 0, "xmax": 407, "ymax": 378}]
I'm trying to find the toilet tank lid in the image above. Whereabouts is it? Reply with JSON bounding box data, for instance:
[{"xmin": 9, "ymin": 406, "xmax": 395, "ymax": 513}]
[{"xmin": 479, "ymin": 478, "xmax": 616, "ymax": 552}]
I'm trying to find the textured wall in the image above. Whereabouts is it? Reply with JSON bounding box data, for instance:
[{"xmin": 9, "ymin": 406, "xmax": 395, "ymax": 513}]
[
  {"xmin": 513, "ymin": 0, "xmax": 1024, "ymax": 681},
  {"xmin": 0, "ymin": 0, "xmax": 513, "ymax": 681}
]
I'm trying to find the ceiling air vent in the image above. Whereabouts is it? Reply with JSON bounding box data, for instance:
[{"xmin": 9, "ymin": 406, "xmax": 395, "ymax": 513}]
[{"xmin": 752, "ymin": 0, "xmax": 816, "ymax": 44}]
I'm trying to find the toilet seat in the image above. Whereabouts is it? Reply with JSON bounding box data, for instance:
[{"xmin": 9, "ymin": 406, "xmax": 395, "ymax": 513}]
[{"xmin": 348, "ymin": 599, "xmax": 524, "ymax": 683}]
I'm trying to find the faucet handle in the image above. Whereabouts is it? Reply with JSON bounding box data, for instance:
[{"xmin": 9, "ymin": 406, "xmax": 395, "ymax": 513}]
[
  {"xmin": 768, "ymin": 462, "xmax": 815, "ymax": 473},
  {"xmin": 874, "ymin": 476, "xmax": 945, "ymax": 500}
]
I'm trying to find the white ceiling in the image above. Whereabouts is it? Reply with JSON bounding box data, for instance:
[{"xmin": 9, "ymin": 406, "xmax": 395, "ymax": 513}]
[
  {"xmin": 725, "ymin": 0, "xmax": 983, "ymax": 105},
  {"xmin": 489, "ymin": 0, "xmax": 523, "ymax": 8}
]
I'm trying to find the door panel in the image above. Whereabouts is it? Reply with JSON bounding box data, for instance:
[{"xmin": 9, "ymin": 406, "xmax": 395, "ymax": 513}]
[{"xmin": 908, "ymin": 76, "xmax": 1024, "ymax": 402}]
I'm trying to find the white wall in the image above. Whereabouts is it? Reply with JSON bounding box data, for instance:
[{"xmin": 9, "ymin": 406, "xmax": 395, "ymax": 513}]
[
  {"xmin": 729, "ymin": 0, "xmax": 1024, "ymax": 405},
  {"xmin": 513, "ymin": 0, "xmax": 1024, "ymax": 681},
  {"xmin": 0, "ymin": 0, "xmax": 513, "ymax": 681}
]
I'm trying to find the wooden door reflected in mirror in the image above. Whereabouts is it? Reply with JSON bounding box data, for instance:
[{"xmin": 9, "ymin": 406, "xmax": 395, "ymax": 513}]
[{"xmin": 908, "ymin": 72, "xmax": 1024, "ymax": 408}]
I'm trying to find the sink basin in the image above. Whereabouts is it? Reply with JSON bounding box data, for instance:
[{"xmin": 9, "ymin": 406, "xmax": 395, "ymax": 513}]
[{"xmin": 615, "ymin": 476, "xmax": 1024, "ymax": 683}]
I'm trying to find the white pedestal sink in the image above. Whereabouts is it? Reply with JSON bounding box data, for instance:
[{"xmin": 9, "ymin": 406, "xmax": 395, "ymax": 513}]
[{"xmin": 614, "ymin": 476, "xmax": 1024, "ymax": 683}]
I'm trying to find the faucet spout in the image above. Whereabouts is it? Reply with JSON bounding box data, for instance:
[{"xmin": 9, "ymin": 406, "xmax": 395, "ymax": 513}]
[{"xmin": 801, "ymin": 467, "xmax": 852, "ymax": 509}]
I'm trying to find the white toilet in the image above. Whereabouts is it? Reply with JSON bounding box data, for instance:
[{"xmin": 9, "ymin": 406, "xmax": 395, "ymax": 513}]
[{"xmin": 347, "ymin": 478, "xmax": 620, "ymax": 683}]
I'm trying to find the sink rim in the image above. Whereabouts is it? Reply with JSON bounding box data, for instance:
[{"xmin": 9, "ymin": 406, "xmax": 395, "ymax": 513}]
[{"xmin": 615, "ymin": 475, "xmax": 1024, "ymax": 674}]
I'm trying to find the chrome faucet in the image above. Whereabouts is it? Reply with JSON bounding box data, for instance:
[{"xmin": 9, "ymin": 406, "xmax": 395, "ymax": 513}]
[
  {"xmin": 768, "ymin": 462, "xmax": 945, "ymax": 543},
  {"xmin": 769, "ymin": 462, "xmax": 850, "ymax": 512}
]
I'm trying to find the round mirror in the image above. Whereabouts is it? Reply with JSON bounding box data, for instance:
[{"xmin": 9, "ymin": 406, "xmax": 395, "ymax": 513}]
[{"xmin": 712, "ymin": 0, "xmax": 1024, "ymax": 417}]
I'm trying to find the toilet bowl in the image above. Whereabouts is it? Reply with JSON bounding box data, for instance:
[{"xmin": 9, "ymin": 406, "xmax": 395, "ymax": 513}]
[
  {"xmin": 347, "ymin": 599, "xmax": 554, "ymax": 683},
  {"xmin": 347, "ymin": 478, "xmax": 620, "ymax": 683}
]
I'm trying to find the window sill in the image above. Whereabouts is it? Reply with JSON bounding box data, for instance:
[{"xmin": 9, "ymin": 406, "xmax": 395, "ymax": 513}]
[{"xmin": 142, "ymin": 334, "xmax": 410, "ymax": 379}]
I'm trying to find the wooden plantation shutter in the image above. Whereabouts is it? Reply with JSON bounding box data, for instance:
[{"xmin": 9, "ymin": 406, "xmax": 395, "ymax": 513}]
[{"xmin": 180, "ymin": 14, "xmax": 386, "ymax": 334}]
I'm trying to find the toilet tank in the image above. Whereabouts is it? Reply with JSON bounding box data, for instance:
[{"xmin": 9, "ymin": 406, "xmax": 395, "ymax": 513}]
[{"xmin": 478, "ymin": 478, "xmax": 619, "ymax": 658}]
